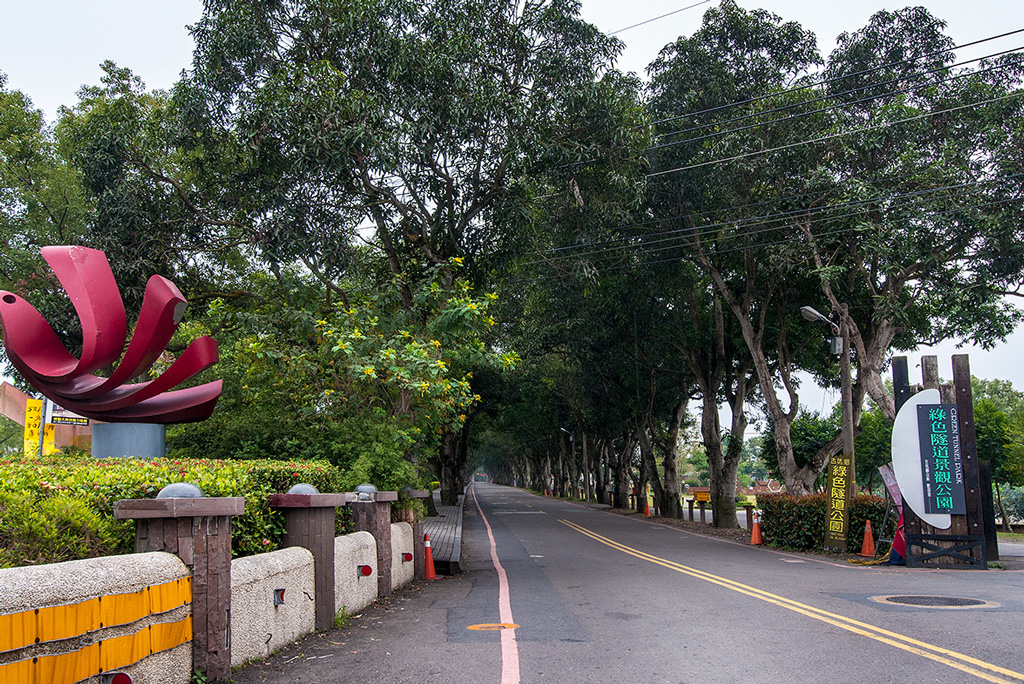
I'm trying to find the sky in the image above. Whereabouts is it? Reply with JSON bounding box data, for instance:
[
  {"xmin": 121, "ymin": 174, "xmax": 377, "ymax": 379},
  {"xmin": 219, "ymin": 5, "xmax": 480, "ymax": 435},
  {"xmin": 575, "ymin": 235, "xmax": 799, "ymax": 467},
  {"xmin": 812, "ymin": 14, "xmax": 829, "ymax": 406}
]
[{"xmin": 3, "ymin": 0, "xmax": 1024, "ymax": 410}]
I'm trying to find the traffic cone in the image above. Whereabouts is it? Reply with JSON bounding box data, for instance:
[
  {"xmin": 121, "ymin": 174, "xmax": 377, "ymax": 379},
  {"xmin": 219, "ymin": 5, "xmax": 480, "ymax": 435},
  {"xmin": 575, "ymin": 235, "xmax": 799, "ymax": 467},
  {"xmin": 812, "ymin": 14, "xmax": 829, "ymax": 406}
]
[
  {"xmin": 857, "ymin": 520, "xmax": 876, "ymax": 557},
  {"xmin": 749, "ymin": 512, "xmax": 763, "ymax": 545},
  {"xmin": 424, "ymin": 533, "xmax": 437, "ymax": 580},
  {"xmin": 644, "ymin": 497, "xmax": 651, "ymax": 517}
]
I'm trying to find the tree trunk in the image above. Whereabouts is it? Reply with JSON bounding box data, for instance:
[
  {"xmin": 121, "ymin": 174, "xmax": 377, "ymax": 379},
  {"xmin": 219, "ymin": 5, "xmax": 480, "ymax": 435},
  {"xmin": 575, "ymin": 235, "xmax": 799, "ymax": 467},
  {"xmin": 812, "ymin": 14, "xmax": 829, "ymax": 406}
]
[
  {"xmin": 439, "ymin": 431, "xmax": 461, "ymax": 506},
  {"xmin": 614, "ymin": 438, "xmax": 634, "ymax": 509},
  {"xmin": 996, "ymin": 482, "xmax": 1012, "ymax": 532}
]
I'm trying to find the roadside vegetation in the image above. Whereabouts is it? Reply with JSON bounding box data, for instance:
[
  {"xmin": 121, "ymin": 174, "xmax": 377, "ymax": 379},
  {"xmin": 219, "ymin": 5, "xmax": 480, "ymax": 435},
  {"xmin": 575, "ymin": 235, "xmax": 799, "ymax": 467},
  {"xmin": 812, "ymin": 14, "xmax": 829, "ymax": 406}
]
[{"xmin": 3, "ymin": 0, "xmax": 1024, "ymax": 565}]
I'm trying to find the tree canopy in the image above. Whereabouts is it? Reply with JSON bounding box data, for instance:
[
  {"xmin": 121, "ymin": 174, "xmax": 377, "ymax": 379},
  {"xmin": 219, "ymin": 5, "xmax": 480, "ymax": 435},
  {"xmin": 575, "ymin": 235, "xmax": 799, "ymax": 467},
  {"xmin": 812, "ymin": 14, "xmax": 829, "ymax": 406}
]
[{"xmin": 3, "ymin": 1, "xmax": 1024, "ymax": 515}]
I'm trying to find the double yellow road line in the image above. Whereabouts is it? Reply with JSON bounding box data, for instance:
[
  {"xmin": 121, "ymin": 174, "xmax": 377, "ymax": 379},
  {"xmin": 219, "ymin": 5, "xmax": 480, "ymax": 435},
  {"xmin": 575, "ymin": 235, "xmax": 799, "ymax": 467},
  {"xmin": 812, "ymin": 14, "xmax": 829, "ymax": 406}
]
[{"xmin": 560, "ymin": 519, "xmax": 1023, "ymax": 684}]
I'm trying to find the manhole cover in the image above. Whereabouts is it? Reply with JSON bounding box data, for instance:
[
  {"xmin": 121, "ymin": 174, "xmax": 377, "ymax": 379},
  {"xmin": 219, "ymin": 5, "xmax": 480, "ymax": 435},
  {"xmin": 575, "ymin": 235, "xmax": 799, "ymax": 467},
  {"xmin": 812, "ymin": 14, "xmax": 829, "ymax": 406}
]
[{"xmin": 872, "ymin": 595, "xmax": 998, "ymax": 609}]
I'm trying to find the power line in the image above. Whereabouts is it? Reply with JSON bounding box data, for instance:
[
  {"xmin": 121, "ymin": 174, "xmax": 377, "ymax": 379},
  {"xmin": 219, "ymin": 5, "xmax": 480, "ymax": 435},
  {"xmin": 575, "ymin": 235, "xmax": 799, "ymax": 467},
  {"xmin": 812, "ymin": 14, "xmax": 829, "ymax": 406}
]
[
  {"xmin": 647, "ymin": 90, "xmax": 1024, "ymax": 178},
  {"xmin": 647, "ymin": 27, "xmax": 1024, "ymax": 128},
  {"xmin": 608, "ymin": 1, "xmax": 713, "ymax": 36},
  {"xmin": 650, "ymin": 46, "xmax": 1024, "ymax": 152},
  {"xmin": 523, "ymin": 174, "xmax": 1024, "ymax": 268},
  {"xmin": 539, "ymin": 163, "xmax": 1019, "ymax": 254},
  {"xmin": 535, "ymin": 195, "xmax": 1024, "ymax": 280}
]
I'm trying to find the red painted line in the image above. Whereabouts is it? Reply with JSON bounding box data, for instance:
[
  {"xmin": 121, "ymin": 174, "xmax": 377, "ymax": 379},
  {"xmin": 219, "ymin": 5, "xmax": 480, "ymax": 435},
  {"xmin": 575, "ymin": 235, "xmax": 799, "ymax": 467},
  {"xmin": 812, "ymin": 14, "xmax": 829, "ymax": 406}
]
[{"xmin": 472, "ymin": 485, "xmax": 521, "ymax": 684}]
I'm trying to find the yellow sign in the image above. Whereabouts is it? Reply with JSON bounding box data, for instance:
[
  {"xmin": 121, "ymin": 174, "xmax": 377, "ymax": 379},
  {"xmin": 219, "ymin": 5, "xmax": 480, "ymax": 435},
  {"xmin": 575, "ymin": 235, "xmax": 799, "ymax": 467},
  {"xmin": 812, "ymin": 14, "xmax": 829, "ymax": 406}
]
[
  {"xmin": 43, "ymin": 423, "xmax": 57, "ymax": 455},
  {"xmin": 692, "ymin": 488, "xmax": 710, "ymax": 502},
  {"xmin": 23, "ymin": 398, "xmax": 42, "ymax": 456}
]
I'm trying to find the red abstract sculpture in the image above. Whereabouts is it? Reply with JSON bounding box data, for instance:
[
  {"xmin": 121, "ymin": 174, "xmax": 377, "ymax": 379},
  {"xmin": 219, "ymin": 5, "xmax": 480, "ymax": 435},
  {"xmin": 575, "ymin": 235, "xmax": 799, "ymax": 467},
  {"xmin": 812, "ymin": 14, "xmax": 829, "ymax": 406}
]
[{"xmin": 0, "ymin": 246, "xmax": 221, "ymax": 423}]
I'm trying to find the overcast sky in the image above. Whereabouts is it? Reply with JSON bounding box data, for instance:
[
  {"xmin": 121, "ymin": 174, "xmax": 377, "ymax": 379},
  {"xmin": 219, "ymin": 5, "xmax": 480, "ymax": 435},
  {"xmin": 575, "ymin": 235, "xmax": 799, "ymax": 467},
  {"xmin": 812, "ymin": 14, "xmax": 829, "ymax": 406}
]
[{"xmin": 3, "ymin": 0, "xmax": 1024, "ymax": 407}]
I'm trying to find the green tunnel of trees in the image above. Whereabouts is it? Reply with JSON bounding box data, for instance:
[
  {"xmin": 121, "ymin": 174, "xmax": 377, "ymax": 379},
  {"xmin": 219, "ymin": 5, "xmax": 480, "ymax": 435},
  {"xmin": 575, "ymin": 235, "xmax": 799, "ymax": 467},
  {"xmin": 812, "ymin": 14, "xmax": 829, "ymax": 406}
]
[{"xmin": 3, "ymin": 1, "xmax": 1024, "ymax": 527}]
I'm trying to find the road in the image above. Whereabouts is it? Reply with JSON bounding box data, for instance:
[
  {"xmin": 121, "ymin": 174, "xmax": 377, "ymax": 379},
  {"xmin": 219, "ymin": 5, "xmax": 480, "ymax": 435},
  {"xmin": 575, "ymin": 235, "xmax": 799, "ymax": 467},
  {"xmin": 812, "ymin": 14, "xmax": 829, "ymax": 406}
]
[{"xmin": 234, "ymin": 483, "xmax": 1024, "ymax": 684}]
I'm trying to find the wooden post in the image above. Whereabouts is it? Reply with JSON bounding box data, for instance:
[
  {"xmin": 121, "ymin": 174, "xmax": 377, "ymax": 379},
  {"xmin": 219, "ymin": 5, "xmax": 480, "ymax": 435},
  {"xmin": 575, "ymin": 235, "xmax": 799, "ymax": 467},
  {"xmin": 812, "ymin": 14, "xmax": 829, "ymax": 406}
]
[
  {"xmin": 350, "ymin": 492, "xmax": 398, "ymax": 598},
  {"xmin": 115, "ymin": 496, "xmax": 245, "ymax": 682},
  {"xmin": 269, "ymin": 492, "xmax": 350, "ymax": 631},
  {"xmin": 952, "ymin": 354, "xmax": 996, "ymax": 561}
]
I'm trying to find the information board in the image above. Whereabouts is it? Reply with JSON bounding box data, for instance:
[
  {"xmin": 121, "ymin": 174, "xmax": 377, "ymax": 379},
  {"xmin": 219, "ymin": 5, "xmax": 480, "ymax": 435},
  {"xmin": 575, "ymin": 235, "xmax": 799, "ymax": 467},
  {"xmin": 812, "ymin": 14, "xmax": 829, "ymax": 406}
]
[
  {"xmin": 917, "ymin": 404, "xmax": 966, "ymax": 515},
  {"xmin": 823, "ymin": 453, "xmax": 853, "ymax": 552}
]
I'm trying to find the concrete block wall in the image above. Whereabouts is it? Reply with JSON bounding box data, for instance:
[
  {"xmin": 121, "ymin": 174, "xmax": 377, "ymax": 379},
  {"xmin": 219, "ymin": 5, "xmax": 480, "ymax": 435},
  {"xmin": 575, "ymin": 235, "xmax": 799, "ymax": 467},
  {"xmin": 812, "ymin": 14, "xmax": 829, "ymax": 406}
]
[
  {"xmin": 0, "ymin": 552, "xmax": 192, "ymax": 684},
  {"xmin": 334, "ymin": 530, "xmax": 379, "ymax": 615},
  {"xmin": 230, "ymin": 546, "xmax": 316, "ymax": 667},
  {"xmin": 391, "ymin": 522, "xmax": 415, "ymax": 591}
]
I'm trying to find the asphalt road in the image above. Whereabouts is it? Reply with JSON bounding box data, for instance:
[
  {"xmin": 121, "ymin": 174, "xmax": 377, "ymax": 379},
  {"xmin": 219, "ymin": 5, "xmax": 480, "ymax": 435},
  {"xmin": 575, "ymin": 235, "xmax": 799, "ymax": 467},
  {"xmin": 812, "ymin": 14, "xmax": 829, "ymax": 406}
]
[{"xmin": 233, "ymin": 483, "xmax": 1024, "ymax": 684}]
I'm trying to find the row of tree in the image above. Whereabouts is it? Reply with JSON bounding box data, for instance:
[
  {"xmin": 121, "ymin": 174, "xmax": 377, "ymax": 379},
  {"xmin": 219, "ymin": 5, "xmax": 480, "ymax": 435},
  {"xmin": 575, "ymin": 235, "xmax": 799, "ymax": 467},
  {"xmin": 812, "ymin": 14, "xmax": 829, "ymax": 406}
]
[{"xmin": 2, "ymin": 1, "xmax": 1024, "ymax": 523}]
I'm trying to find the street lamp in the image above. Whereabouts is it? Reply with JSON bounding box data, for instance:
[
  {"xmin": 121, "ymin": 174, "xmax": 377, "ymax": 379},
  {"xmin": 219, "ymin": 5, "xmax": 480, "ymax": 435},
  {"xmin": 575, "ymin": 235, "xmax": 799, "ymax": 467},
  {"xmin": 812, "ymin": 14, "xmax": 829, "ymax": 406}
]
[
  {"xmin": 560, "ymin": 427, "xmax": 587, "ymax": 502},
  {"xmin": 802, "ymin": 303, "xmax": 855, "ymax": 552}
]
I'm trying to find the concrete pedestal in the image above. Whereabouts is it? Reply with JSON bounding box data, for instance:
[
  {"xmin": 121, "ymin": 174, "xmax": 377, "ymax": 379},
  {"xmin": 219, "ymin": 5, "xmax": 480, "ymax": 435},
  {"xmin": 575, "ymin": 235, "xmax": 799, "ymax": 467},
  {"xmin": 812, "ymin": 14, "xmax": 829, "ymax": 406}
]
[{"xmin": 92, "ymin": 422, "xmax": 165, "ymax": 458}]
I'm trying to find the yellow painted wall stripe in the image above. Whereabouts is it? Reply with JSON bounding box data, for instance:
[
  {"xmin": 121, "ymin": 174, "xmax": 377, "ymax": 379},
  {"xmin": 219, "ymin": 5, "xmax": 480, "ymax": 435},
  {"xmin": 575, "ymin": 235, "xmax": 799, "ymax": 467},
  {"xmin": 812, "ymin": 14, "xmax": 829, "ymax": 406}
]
[
  {"xmin": 0, "ymin": 615, "xmax": 192, "ymax": 684},
  {"xmin": 560, "ymin": 519, "xmax": 1024, "ymax": 684},
  {"xmin": 0, "ymin": 577, "xmax": 191, "ymax": 653}
]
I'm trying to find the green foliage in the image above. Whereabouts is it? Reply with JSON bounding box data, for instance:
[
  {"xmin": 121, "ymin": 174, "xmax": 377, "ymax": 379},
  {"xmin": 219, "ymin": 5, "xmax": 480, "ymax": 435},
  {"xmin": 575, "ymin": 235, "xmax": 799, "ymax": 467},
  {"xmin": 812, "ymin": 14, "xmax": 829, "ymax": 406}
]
[
  {"xmin": 0, "ymin": 489, "xmax": 123, "ymax": 568},
  {"xmin": 997, "ymin": 484, "xmax": 1024, "ymax": 523},
  {"xmin": 334, "ymin": 606, "xmax": 352, "ymax": 629},
  {"xmin": 760, "ymin": 410, "xmax": 840, "ymax": 485},
  {"xmin": 0, "ymin": 454, "xmax": 349, "ymax": 565},
  {"xmin": 757, "ymin": 493, "xmax": 892, "ymax": 552}
]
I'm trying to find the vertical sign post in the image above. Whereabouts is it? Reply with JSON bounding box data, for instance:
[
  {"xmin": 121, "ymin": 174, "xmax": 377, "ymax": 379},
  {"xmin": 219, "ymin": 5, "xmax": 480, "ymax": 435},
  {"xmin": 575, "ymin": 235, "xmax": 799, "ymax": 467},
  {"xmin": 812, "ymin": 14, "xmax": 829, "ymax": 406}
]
[
  {"xmin": 22, "ymin": 398, "xmax": 42, "ymax": 457},
  {"xmin": 824, "ymin": 453, "xmax": 853, "ymax": 552}
]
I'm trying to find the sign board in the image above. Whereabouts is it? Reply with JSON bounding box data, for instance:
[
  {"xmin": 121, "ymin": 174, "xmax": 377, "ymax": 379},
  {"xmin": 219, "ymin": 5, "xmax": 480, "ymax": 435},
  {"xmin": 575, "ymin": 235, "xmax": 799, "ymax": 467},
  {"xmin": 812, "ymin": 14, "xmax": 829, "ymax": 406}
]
[
  {"xmin": 917, "ymin": 404, "xmax": 966, "ymax": 515},
  {"xmin": 877, "ymin": 464, "xmax": 902, "ymax": 510},
  {"xmin": 824, "ymin": 453, "xmax": 853, "ymax": 552},
  {"xmin": 42, "ymin": 423, "xmax": 57, "ymax": 455},
  {"xmin": 891, "ymin": 388, "xmax": 951, "ymax": 529},
  {"xmin": 23, "ymin": 398, "xmax": 42, "ymax": 456},
  {"xmin": 691, "ymin": 488, "xmax": 710, "ymax": 502},
  {"xmin": 51, "ymin": 405, "xmax": 89, "ymax": 426}
]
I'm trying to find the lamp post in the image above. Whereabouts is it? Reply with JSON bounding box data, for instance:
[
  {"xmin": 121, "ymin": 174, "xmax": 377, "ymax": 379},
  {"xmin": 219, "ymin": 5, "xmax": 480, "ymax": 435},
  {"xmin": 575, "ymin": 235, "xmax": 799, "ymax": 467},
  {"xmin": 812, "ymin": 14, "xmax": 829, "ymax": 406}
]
[
  {"xmin": 560, "ymin": 427, "xmax": 584, "ymax": 501},
  {"xmin": 801, "ymin": 305, "xmax": 855, "ymax": 551}
]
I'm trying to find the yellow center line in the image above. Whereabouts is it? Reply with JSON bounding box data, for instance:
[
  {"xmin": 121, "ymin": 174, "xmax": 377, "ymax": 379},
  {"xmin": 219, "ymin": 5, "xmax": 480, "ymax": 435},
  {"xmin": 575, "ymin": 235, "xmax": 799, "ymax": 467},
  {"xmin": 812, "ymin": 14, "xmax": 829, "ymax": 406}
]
[{"xmin": 559, "ymin": 519, "xmax": 1024, "ymax": 684}]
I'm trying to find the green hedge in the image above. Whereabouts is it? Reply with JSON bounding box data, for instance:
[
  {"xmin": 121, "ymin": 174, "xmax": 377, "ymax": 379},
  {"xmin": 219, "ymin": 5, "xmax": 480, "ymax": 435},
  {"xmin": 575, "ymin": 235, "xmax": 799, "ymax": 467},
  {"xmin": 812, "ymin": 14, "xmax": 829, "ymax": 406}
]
[
  {"xmin": 0, "ymin": 453, "xmax": 351, "ymax": 567},
  {"xmin": 756, "ymin": 493, "xmax": 894, "ymax": 553}
]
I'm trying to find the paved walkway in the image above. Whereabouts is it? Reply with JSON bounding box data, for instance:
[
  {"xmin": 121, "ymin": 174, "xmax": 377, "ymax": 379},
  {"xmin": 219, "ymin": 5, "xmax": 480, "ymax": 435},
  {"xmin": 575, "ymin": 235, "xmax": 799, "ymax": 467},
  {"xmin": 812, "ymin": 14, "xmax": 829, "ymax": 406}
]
[{"xmin": 422, "ymin": 489, "xmax": 464, "ymax": 574}]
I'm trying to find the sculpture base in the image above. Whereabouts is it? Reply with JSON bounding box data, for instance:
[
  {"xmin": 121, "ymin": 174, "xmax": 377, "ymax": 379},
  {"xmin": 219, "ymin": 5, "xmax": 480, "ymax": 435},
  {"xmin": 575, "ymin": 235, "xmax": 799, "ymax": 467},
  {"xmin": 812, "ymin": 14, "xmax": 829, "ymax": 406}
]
[{"xmin": 92, "ymin": 423, "xmax": 166, "ymax": 459}]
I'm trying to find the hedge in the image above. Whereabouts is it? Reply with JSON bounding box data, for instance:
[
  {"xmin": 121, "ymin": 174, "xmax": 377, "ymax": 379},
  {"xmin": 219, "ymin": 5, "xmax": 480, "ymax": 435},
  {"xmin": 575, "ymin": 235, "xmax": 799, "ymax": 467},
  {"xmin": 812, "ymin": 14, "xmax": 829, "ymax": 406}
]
[
  {"xmin": 0, "ymin": 453, "xmax": 351, "ymax": 567},
  {"xmin": 756, "ymin": 492, "xmax": 895, "ymax": 553}
]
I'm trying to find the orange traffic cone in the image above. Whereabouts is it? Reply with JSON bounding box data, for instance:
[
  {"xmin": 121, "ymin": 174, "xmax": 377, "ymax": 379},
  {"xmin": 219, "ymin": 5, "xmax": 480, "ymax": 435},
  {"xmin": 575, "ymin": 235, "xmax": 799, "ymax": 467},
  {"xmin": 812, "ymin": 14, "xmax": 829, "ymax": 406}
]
[
  {"xmin": 644, "ymin": 497, "xmax": 651, "ymax": 517},
  {"xmin": 857, "ymin": 520, "xmax": 876, "ymax": 557},
  {"xmin": 424, "ymin": 533, "xmax": 437, "ymax": 580},
  {"xmin": 750, "ymin": 512, "xmax": 763, "ymax": 545}
]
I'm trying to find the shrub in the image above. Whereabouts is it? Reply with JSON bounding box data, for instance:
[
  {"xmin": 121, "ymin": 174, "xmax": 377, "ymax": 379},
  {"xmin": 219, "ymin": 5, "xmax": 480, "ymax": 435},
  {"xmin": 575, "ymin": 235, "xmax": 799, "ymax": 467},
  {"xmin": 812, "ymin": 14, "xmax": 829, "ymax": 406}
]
[
  {"xmin": 757, "ymin": 492, "xmax": 893, "ymax": 552},
  {"xmin": 998, "ymin": 484, "xmax": 1024, "ymax": 523},
  {"xmin": 0, "ymin": 454, "xmax": 353, "ymax": 564},
  {"xmin": 0, "ymin": 490, "xmax": 124, "ymax": 568}
]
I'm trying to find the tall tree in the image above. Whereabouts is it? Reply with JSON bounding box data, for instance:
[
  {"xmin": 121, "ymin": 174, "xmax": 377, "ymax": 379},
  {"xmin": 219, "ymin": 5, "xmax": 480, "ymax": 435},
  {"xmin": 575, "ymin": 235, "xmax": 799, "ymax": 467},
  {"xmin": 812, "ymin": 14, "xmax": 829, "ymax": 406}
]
[
  {"xmin": 646, "ymin": 0, "xmax": 835, "ymax": 495},
  {"xmin": 183, "ymin": 0, "xmax": 647, "ymax": 502},
  {"xmin": 805, "ymin": 8, "xmax": 1024, "ymax": 423}
]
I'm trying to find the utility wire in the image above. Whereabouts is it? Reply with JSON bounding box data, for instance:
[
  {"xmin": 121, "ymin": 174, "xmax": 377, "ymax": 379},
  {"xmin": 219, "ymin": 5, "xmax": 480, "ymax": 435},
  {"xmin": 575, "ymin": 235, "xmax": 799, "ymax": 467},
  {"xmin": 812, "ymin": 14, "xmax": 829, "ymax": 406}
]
[
  {"xmin": 609, "ymin": 0, "xmax": 713, "ymax": 35},
  {"xmin": 523, "ymin": 174, "xmax": 1024, "ymax": 267},
  {"xmin": 650, "ymin": 46, "xmax": 1024, "ymax": 151},
  {"xmin": 533, "ymin": 170, "xmax": 1024, "ymax": 261},
  {"xmin": 647, "ymin": 90, "xmax": 1024, "ymax": 178},
  {"xmin": 535, "ymin": 195, "xmax": 1024, "ymax": 279},
  {"xmin": 647, "ymin": 27, "xmax": 1024, "ymax": 128}
]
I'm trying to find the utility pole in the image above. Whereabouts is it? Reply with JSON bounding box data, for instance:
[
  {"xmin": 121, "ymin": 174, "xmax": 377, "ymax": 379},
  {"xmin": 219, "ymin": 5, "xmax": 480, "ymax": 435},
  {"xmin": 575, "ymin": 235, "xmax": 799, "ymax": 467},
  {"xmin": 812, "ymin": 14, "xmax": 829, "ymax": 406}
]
[
  {"xmin": 802, "ymin": 304, "xmax": 856, "ymax": 551},
  {"xmin": 840, "ymin": 306, "xmax": 855, "ymax": 489}
]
